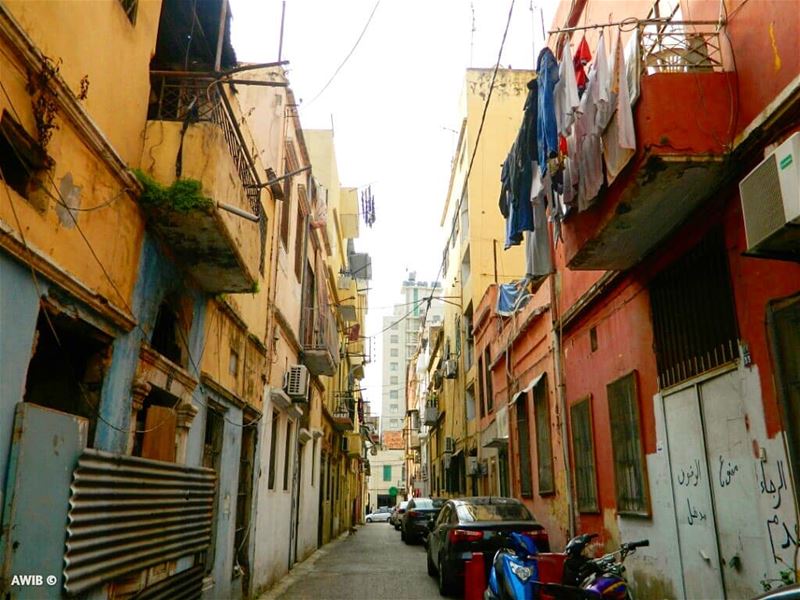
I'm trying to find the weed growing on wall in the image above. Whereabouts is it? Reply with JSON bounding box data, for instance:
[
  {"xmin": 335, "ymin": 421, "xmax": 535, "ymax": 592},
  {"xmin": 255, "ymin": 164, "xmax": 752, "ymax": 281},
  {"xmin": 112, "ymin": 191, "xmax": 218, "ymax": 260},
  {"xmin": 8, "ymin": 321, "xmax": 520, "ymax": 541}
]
[{"xmin": 133, "ymin": 169, "xmax": 213, "ymax": 212}]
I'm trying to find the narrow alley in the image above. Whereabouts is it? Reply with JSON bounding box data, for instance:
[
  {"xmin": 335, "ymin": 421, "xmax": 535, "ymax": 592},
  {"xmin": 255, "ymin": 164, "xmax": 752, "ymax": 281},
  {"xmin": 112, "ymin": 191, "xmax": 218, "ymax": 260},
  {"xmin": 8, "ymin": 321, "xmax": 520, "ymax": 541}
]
[{"xmin": 262, "ymin": 524, "xmax": 439, "ymax": 600}]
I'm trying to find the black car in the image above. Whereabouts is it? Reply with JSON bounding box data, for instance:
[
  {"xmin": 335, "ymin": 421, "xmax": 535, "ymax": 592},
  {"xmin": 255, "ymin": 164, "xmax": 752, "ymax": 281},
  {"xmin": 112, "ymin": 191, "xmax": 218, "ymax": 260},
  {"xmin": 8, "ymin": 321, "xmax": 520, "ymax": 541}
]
[
  {"xmin": 400, "ymin": 497, "xmax": 445, "ymax": 544},
  {"xmin": 425, "ymin": 497, "xmax": 549, "ymax": 596}
]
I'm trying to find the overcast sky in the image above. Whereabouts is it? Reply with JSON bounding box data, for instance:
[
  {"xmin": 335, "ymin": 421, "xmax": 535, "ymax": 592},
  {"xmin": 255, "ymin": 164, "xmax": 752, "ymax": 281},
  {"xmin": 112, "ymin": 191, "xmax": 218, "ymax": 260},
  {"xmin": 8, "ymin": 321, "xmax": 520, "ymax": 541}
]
[{"xmin": 230, "ymin": 0, "xmax": 556, "ymax": 413}]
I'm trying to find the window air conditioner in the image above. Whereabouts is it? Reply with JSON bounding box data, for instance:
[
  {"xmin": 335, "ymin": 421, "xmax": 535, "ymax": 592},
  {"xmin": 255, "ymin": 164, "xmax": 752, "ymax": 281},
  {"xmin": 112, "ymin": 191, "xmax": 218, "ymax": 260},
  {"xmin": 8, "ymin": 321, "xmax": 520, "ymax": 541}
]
[
  {"xmin": 467, "ymin": 456, "xmax": 479, "ymax": 476},
  {"xmin": 740, "ymin": 132, "xmax": 800, "ymax": 260},
  {"xmin": 443, "ymin": 359, "xmax": 458, "ymax": 379},
  {"xmin": 444, "ymin": 437, "xmax": 455, "ymax": 454},
  {"xmin": 284, "ymin": 365, "xmax": 309, "ymax": 400}
]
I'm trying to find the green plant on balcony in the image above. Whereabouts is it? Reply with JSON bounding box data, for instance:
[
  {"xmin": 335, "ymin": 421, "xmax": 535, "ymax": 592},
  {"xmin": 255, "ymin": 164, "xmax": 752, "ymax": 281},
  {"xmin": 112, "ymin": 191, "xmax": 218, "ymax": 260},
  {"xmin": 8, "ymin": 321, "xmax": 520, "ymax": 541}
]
[{"xmin": 133, "ymin": 169, "xmax": 213, "ymax": 213}]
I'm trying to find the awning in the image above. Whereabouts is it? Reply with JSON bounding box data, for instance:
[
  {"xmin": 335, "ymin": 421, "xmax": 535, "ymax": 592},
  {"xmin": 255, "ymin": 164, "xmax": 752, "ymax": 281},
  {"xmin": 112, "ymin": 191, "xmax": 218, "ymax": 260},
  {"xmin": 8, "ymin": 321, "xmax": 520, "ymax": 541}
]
[{"xmin": 509, "ymin": 371, "xmax": 547, "ymax": 406}]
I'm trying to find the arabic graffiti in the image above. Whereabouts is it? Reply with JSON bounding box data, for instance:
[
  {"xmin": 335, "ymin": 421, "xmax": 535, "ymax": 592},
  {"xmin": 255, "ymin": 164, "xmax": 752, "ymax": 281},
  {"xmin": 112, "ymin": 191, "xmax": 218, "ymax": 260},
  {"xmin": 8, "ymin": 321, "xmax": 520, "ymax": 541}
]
[
  {"xmin": 767, "ymin": 515, "xmax": 799, "ymax": 564},
  {"xmin": 686, "ymin": 497, "xmax": 707, "ymax": 526},
  {"xmin": 677, "ymin": 459, "xmax": 702, "ymax": 488},
  {"xmin": 758, "ymin": 459, "xmax": 788, "ymax": 510},
  {"xmin": 718, "ymin": 455, "xmax": 739, "ymax": 488}
]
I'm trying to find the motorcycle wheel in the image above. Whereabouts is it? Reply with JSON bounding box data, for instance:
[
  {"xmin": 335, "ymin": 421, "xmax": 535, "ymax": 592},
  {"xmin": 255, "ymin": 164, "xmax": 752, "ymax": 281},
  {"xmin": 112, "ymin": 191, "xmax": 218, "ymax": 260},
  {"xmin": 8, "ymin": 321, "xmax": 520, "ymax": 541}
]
[{"xmin": 427, "ymin": 550, "xmax": 437, "ymax": 577}]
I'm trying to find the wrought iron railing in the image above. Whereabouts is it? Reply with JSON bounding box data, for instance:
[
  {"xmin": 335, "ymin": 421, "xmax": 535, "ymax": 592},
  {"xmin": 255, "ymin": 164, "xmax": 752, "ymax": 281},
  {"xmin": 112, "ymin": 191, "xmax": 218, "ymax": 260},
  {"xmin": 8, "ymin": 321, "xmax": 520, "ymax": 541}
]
[
  {"xmin": 333, "ymin": 392, "xmax": 355, "ymax": 423},
  {"xmin": 148, "ymin": 73, "xmax": 262, "ymax": 215},
  {"xmin": 637, "ymin": 20, "xmax": 724, "ymax": 75}
]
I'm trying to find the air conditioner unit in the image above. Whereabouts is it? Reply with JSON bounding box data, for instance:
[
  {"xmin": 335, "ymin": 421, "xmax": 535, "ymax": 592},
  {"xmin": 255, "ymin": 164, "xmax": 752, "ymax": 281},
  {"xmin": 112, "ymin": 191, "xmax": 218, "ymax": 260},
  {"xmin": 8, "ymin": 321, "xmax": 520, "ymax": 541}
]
[
  {"xmin": 284, "ymin": 365, "xmax": 309, "ymax": 400},
  {"xmin": 740, "ymin": 132, "xmax": 800, "ymax": 260},
  {"xmin": 443, "ymin": 359, "xmax": 458, "ymax": 379},
  {"xmin": 467, "ymin": 456, "xmax": 479, "ymax": 476},
  {"xmin": 444, "ymin": 437, "xmax": 455, "ymax": 454}
]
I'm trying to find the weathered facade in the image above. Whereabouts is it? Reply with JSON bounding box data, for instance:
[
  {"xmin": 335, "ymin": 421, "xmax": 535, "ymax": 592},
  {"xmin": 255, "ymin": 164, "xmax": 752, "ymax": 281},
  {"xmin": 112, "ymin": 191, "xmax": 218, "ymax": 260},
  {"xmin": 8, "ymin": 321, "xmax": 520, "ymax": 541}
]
[{"xmin": 0, "ymin": 2, "xmax": 369, "ymax": 599}]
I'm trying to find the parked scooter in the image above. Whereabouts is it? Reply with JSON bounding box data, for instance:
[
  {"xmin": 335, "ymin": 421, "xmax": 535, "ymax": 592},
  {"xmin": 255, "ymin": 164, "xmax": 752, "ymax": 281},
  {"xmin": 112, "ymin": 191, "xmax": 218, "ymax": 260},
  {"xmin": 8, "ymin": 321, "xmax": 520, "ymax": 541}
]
[{"xmin": 485, "ymin": 532, "xmax": 649, "ymax": 600}]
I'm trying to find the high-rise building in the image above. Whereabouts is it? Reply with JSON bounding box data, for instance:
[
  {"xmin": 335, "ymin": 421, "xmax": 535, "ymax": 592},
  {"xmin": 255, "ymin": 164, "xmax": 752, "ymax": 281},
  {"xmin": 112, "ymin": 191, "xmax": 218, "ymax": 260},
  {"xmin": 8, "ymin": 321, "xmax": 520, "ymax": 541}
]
[{"xmin": 380, "ymin": 273, "xmax": 443, "ymax": 433}]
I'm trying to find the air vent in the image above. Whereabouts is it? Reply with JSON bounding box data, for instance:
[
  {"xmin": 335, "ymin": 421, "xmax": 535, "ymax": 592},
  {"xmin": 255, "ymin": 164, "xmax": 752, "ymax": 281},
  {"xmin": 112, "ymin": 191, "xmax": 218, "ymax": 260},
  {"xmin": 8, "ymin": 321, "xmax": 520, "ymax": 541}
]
[{"xmin": 285, "ymin": 365, "xmax": 309, "ymax": 400}]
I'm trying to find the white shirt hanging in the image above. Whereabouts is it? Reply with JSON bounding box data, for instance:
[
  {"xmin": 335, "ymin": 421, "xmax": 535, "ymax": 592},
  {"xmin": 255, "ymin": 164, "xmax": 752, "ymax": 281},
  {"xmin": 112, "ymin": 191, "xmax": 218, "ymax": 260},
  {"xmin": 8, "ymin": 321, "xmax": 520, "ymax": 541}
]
[{"xmin": 555, "ymin": 42, "xmax": 580, "ymax": 136}]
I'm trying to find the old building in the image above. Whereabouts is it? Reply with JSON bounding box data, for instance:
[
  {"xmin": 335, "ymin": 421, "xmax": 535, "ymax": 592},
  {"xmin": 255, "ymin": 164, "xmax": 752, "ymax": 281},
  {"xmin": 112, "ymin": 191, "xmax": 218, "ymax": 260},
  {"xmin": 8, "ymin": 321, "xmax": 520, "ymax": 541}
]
[{"xmin": 0, "ymin": 2, "xmax": 369, "ymax": 599}]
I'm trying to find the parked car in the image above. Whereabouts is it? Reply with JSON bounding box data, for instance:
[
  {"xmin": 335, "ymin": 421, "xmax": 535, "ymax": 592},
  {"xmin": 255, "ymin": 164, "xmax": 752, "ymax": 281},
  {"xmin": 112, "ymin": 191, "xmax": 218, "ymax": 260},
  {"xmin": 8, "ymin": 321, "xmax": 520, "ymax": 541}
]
[
  {"xmin": 365, "ymin": 507, "xmax": 392, "ymax": 523},
  {"xmin": 425, "ymin": 497, "xmax": 549, "ymax": 596},
  {"xmin": 400, "ymin": 497, "xmax": 445, "ymax": 544},
  {"xmin": 390, "ymin": 500, "xmax": 409, "ymax": 529}
]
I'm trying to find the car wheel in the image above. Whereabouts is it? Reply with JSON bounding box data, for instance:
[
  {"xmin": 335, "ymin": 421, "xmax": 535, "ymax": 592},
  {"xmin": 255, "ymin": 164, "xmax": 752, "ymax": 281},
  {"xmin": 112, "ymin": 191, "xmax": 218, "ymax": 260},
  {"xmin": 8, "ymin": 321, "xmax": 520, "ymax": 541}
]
[
  {"xmin": 438, "ymin": 555, "xmax": 453, "ymax": 597},
  {"xmin": 394, "ymin": 523, "xmax": 400, "ymax": 531},
  {"xmin": 366, "ymin": 517, "xmax": 372, "ymax": 523},
  {"xmin": 427, "ymin": 548, "xmax": 437, "ymax": 577}
]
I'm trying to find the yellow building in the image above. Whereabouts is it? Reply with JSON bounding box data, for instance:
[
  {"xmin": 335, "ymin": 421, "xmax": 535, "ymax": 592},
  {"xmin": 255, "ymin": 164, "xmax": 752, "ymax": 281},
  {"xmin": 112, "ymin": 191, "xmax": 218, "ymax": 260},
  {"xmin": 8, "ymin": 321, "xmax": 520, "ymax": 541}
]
[{"xmin": 425, "ymin": 68, "xmax": 533, "ymax": 499}]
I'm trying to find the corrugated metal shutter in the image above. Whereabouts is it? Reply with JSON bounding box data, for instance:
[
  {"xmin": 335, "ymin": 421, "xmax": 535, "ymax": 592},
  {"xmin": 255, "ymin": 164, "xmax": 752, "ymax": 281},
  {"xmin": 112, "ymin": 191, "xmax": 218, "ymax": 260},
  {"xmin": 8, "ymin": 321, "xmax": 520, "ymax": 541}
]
[
  {"xmin": 131, "ymin": 565, "xmax": 204, "ymax": 600},
  {"xmin": 63, "ymin": 449, "xmax": 216, "ymax": 595}
]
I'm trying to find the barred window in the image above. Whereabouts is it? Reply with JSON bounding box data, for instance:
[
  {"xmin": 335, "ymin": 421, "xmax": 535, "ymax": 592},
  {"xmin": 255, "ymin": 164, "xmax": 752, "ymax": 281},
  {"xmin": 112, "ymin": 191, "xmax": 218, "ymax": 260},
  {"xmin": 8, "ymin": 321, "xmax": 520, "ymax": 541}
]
[
  {"xmin": 571, "ymin": 398, "xmax": 598, "ymax": 512},
  {"xmin": 534, "ymin": 375, "xmax": 554, "ymax": 495},
  {"xmin": 608, "ymin": 372, "xmax": 649, "ymax": 515}
]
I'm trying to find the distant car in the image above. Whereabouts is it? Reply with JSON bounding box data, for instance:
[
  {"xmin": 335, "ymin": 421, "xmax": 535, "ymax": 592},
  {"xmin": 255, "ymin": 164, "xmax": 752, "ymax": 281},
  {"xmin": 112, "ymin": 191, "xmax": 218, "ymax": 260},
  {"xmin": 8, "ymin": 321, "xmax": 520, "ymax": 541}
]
[
  {"xmin": 365, "ymin": 507, "xmax": 392, "ymax": 523},
  {"xmin": 390, "ymin": 500, "xmax": 409, "ymax": 529},
  {"xmin": 426, "ymin": 497, "xmax": 549, "ymax": 596},
  {"xmin": 754, "ymin": 583, "xmax": 800, "ymax": 600},
  {"xmin": 400, "ymin": 497, "xmax": 445, "ymax": 544}
]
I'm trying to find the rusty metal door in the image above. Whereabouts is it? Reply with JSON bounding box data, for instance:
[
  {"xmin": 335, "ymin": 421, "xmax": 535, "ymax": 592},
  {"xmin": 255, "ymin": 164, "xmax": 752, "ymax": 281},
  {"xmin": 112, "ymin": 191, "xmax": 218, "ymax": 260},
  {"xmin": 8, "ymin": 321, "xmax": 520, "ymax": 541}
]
[
  {"xmin": 663, "ymin": 385, "xmax": 725, "ymax": 599},
  {"xmin": 0, "ymin": 403, "xmax": 88, "ymax": 599},
  {"xmin": 699, "ymin": 372, "xmax": 767, "ymax": 598}
]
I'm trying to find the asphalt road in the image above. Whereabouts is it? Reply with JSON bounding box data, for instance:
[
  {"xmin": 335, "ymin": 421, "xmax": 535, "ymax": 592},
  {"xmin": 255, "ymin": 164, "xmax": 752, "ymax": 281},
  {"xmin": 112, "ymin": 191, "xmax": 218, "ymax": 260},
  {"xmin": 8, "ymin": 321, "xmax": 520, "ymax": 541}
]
[{"xmin": 270, "ymin": 522, "xmax": 441, "ymax": 600}]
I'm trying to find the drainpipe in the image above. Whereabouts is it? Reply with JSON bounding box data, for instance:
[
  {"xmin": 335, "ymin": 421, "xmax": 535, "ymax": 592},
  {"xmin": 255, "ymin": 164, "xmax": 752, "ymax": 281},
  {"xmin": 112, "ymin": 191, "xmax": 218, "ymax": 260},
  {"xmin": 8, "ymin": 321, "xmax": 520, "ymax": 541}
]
[{"xmin": 550, "ymin": 272, "xmax": 576, "ymax": 539}]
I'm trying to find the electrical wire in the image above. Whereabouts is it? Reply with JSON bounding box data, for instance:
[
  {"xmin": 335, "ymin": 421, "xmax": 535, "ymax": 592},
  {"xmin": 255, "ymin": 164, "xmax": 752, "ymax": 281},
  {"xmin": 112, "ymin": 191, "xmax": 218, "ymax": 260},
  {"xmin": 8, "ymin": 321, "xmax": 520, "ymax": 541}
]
[
  {"xmin": 0, "ymin": 79, "xmax": 261, "ymax": 432},
  {"xmin": 303, "ymin": 0, "xmax": 381, "ymax": 106}
]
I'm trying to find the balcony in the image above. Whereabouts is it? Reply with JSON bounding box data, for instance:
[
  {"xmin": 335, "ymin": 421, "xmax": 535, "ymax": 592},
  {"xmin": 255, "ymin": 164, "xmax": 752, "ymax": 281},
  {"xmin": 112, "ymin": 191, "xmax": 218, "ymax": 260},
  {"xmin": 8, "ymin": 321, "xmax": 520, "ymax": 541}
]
[
  {"xmin": 423, "ymin": 405, "xmax": 439, "ymax": 426},
  {"xmin": 409, "ymin": 431, "xmax": 421, "ymax": 450},
  {"xmin": 301, "ymin": 307, "xmax": 340, "ymax": 377},
  {"xmin": 140, "ymin": 73, "xmax": 263, "ymax": 293},
  {"xmin": 563, "ymin": 21, "xmax": 735, "ymax": 270},
  {"xmin": 331, "ymin": 393, "xmax": 355, "ymax": 432}
]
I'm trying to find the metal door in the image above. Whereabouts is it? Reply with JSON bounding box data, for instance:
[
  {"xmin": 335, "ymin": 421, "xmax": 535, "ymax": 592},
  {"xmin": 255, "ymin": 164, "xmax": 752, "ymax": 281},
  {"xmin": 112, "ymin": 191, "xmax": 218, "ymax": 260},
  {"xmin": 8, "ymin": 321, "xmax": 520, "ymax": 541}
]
[
  {"xmin": 699, "ymin": 372, "xmax": 767, "ymax": 598},
  {"xmin": 663, "ymin": 386, "xmax": 725, "ymax": 599}
]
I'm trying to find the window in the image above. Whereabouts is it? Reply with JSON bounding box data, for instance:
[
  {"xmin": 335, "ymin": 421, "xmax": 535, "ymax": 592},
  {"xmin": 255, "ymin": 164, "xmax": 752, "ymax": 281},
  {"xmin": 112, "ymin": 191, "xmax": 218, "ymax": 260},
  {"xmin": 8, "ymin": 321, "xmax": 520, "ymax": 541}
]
[
  {"xmin": 389, "ymin": 390, "xmax": 399, "ymax": 400},
  {"xmin": 390, "ymin": 419, "xmax": 400, "ymax": 429},
  {"xmin": 294, "ymin": 197, "xmax": 307, "ymax": 281},
  {"xmin": 383, "ymin": 465, "xmax": 392, "ymax": 481},
  {"xmin": 465, "ymin": 385, "xmax": 475, "ymax": 421},
  {"xmin": 390, "ymin": 403, "xmax": 399, "ymax": 412},
  {"xmin": 590, "ymin": 327, "xmax": 598, "ymax": 352},
  {"xmin": 477, "ymin": 355, "xmax": 485, "ymax": 418},
  {"xmin": 464, "ymin": 305, "xmax": 474, "ymax": 369},
  {"xmin": 151, "ymin": 299, "xmax": 185, "ymax": 366},
  {"xmin": 771, "ymin": 296, "xmax": 800, "ymax": 494},
  {"xmin": 516, "ymin": 393, "xmax": 533, "ymax": 497},
  {"xmin": 571, "ymin": 398, "xmax": 598, "ymax": 512},
  {"xmin": 390, "ymin": 335, "xmax": 399, "ymax": 344},
  {"xmin": 649, "ymin": 228, "xmax": 738, "ymax": 388},
  {"xmin": 608, "ymin": 372, "xmax": 649, "ymax": 514},
  {"xmin": 534, "ymin": 376, "xmax": 555, "ymax": 495},
  {"xmin": 484, "ymin": 349, "xmax": 494, "ymax": 413},
  {"xmin": 283, "ymin": 420, "xmax": 294, "ymax": 491},
  {"xmin": 0, "ymin": 111, "xmax": 47, "ymax": 208},
  {"xmin": 228, "ymin": 348, "xmax": 239, "ymax": 376},
  {"xmin": 390, "ymin": 348, "xmax": 399, "ymax": 357},
  {"xmin": 118, "ymin": 0, "xmax": 137, "ymax": 23},
  {"xmin": 280, "ymin": 162, "xmax": 292, "ymax": 249},
  {"xmin": 202, "ymin": 405, "xmax": 224, "ymax": 573},
  {"xmin": 390, "ymin": 376, "xmax": 398, "ymax": 385},
  {"xmin": 311, "ymin": 438, "xmax": 318, "ymax": 485},
  {"xmin": 390, "ymin": 362, "xmax": 398, "ymax": 371},
  {"xmin": 268, "ymin": 411, "xmax": 279, "ymax": 490},
  {"xmin": 454, "ymin": 316, "xmax": 462, "ymax": 357},
  {"xmin": 234, "ymin": 418, "xmax": 256, "ymax": 577}
]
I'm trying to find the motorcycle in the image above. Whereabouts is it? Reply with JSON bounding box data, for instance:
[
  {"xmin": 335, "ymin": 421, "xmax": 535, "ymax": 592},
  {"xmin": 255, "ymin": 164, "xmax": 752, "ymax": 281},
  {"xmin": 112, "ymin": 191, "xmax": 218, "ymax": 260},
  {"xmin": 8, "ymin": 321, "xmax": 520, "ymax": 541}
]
[{"xmin": 485, "ymin": 532, "xmax": 649, "ymax": 600}]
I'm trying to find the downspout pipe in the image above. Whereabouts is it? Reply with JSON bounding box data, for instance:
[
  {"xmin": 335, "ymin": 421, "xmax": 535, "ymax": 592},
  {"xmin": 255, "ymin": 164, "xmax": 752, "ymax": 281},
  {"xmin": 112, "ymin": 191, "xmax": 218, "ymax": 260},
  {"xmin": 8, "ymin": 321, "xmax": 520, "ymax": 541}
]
[{"xmin": 550, "ymin": 272, "xmax": 576, "ymax": 539}]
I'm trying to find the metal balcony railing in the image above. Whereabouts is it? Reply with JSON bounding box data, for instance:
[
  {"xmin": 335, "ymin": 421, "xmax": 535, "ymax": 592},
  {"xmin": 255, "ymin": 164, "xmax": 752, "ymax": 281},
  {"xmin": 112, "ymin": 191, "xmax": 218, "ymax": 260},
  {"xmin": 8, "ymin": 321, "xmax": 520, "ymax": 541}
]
[
  {"xmin": 636, "ymin": 20, "xmax": 724, "ymax": 75},
  {"xmin": 148, "ymin": 73, "xmax": 261, "ymax": 216},
  {"xmin": 301, "ymin": 306, "xmax": 339, "ymax": 359}
]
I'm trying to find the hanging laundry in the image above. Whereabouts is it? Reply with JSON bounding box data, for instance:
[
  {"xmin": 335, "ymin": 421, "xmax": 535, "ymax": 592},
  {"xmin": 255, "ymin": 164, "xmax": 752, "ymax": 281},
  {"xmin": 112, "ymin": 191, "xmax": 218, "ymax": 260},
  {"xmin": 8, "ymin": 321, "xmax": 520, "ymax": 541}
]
[
  {"xmin": 573, "ymin": 36, "xmax": 592, "ymax": 97},
  {"xmin": 602, "ymin": 30, "xmax": 636, "ymax": 185},
  {"xmin": 498, "ymin": 158, "xmax": 510, "ymax": 218},
  {"xmin": 575, "ymin": 66, "xmax": 605, "ymax": 210},
  {"xmin": 555, "ymin": 42, "xmax": 580, "ymax": 136},
  {"xmin": 594, "ymin": 30, "xmax": 612, "ymax": 133},
  {"xmin": 496, "ymin": 279, "xmax": 530, "ymax": 316},
  {"xmin": 526, "ymin": 169, "xmax": 553, "ymax": 279},
  {"xmin": 536, "ymin": 48, "xmax": 559, "ymax": 174}
]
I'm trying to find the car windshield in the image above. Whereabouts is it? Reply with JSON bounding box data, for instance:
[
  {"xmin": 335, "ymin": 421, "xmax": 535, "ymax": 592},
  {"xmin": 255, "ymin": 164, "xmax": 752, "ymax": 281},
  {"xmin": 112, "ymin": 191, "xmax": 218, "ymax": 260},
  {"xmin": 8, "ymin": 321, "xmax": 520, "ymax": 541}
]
[
  {"xmin": 456, "ymin": 501, "xmax": 533, "ymax": 523},
  {"xmin": 398, "ymin": 501, "xmax": 408, "ymax": 509},
  {"xmin": 412, "ymin": 498, "xmax": 445, "ymax": 509}
]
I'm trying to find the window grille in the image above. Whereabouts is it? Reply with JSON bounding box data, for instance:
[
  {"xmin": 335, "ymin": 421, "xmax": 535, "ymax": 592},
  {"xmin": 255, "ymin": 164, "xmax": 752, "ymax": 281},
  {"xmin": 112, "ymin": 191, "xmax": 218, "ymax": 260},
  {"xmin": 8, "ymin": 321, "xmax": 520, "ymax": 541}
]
[
  {"xmin": 571, "ymin": 398, "xmax": 598, "ymax": 512},
  {"xmin": 607, "ymin": 372, "xmax": 649, "ymax": 515},
  {"xmin": 649, "ymin": 228, "xmax": 739, "ymax": 388}
]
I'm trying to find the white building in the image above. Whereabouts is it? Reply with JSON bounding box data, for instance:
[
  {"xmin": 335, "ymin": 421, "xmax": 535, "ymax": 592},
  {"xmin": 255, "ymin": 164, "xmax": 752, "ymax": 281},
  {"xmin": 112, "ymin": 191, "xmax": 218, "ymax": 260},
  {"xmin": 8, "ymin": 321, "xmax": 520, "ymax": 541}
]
[{"xmin": 380, "ymin": 273, "xmax": 442, "ymax": 433}]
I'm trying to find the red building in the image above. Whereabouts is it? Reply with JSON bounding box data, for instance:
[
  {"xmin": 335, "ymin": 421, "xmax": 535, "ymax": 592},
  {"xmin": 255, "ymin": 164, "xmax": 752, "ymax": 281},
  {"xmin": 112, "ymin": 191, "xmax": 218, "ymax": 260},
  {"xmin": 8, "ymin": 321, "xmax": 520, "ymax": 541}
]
[{"xmin": 480, "ymin": 0, "xmax": 800, "ymax": 596}]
